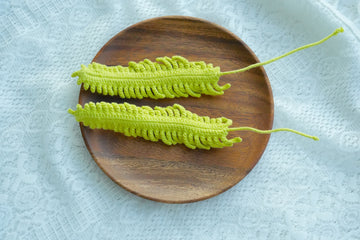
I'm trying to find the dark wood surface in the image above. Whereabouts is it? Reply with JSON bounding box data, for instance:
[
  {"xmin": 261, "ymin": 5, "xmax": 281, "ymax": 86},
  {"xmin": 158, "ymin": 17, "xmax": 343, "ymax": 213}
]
[{"xmin": 78, "ymin": 16, "xmax": 274, "ymax": 203}]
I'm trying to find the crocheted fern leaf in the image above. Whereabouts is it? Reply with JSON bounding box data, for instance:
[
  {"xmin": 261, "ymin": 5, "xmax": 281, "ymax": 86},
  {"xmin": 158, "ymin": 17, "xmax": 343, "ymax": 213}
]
[
  {"xmin": 71, "ymin": 28, "xmax": 343, "ymax": 100},
  {"xmin": 72, "ymin": 56, "xmax": 230, "ymax": 99},
  {"xmin": 68, "ymin": 102, "xmax": 319, "ymax": 149},
  {"xmin": 68, "ymin": 101, "xmax": 242, "ymax": 150}
]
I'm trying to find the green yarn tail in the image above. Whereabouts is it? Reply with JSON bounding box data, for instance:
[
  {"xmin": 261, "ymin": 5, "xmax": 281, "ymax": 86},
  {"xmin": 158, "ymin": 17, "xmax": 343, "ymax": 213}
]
[
  {"xmin": 228, "ymin": 127, "xmax": 319, "ymax": 141},
  {"xmin": 220, "ymin": 27, "xmax": 344, "ymax": 76}
]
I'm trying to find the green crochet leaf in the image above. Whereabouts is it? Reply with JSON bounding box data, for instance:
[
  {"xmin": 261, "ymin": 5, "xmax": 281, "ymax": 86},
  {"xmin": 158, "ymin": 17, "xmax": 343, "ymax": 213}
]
[
  {"xmin": 71, "ymin": 28, "xmax": 343, "ymax": 100},
  {"xmin": 68, "ymin": 101, "xmax": 241, "ymax": 150},
  {"xmin": 72, "ymin": 56, "xmax": 230, "ymax": 99},
  {"xmin": 68, "ymin": 102, "xmax": 319, "ymax": 150}
]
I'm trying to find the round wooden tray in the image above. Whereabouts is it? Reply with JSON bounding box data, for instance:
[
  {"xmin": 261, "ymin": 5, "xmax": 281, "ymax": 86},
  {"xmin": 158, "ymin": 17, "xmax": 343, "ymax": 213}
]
[{"xmin": 78, "ymin": 16, "xmax": 273, "ymax": 203}]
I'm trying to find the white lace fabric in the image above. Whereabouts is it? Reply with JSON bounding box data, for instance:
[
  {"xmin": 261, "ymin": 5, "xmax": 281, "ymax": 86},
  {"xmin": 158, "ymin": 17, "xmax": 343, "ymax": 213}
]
[{"xmin": 0, "ymin": 0, "xmax": 359, "ymax": 239}]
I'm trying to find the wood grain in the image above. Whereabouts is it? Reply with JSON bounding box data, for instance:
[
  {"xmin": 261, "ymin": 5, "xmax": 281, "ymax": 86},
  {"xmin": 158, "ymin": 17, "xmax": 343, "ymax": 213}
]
[{"xmin": 78, "ymin": 16, "xmax": 274, "ymax": 203}]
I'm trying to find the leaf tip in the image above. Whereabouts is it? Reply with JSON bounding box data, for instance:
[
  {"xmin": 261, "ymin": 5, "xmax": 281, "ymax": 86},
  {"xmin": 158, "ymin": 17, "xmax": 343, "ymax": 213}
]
[{"xmin": 68, "ymin": 108, "xmax": 75, "ymax": 115}]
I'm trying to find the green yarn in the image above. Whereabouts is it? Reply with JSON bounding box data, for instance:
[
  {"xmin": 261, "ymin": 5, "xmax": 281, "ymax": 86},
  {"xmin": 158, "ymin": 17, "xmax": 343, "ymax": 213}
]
[
  {"xmin": 228, "ymin": 127, "xmax": 319, "ymax": 141},
  {"xmin": 68, "ymin": 28, "xmax": 345, "ymax": 149},
  {"xmin": 221, "ymin": 27, "xmax": 344, "ymax": 76},
  {"xmin": 72, "ymin": 28, "xmax": 343, "ymax": 100},
  {"xmin": 68, "ymin": 102, "xmax": 318, "ymax": 150}
]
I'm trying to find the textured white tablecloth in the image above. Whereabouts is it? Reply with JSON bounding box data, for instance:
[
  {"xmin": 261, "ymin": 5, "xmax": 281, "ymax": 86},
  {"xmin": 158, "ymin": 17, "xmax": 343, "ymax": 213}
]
[{"xmin": 1, "ymin": 0, "xmax": 359, "ymax": 239}]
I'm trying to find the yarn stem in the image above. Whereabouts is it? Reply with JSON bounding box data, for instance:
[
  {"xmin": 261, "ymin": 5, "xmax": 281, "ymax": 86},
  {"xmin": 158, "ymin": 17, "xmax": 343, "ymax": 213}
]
[
  {"xmin": 228, "ymin": 127, "xmax": 319, "ymax": 141},
  {"xmin": 220, "ymin": 27, "xmax": 344, "ymax": 76}
]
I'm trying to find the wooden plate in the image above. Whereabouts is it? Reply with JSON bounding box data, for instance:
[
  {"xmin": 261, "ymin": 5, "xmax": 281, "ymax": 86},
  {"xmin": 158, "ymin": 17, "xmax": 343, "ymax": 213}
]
[{"xmin": 78, "ymin": 16, "xmax": 273, "ymax": 203}]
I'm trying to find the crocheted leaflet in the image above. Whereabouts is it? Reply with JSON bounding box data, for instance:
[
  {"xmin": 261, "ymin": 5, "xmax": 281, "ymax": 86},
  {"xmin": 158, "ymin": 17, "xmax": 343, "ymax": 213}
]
[
  {"xmin": 72, "ymin": 28, "xmax": 343, "ymax": 99},
  {"xmin": 68, "ymin": 102, "xmax": 318, "ymax": 150},
  {"xmin": 72, "ymin": 56, "xmax": 227, "ymax": 99}
]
